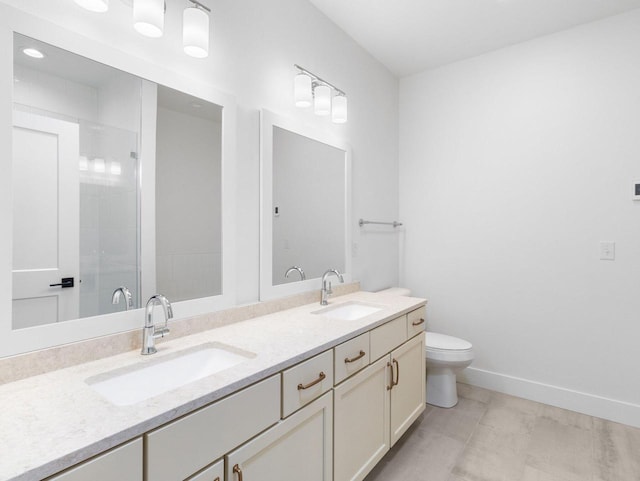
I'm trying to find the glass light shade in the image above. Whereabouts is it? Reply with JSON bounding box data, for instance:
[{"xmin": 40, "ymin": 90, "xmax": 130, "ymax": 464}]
[
  {"xmin": 79, "ymin": 156, "xmax": 89, "ymax": 172},
  {"xmin": 332, "ymin": 95, "xmax": 348, "ymax": 124},
  {"xmin": 133, "ymin": 0, "xmax": 164, "ymax": 38},
  {"xmin": 294, "ymin": 74, "xmax": 312, "ymax": 108},
  {"xmin": 74, "ymin": 0, "xmax": 109, "ymax": 12},
  {"xmin": 183, "ymin": 7, "xmax": 209, "ymax": 58},
  {"xmin": 314, "ymin": 85, "xmax": 331, "ymax": 116}
]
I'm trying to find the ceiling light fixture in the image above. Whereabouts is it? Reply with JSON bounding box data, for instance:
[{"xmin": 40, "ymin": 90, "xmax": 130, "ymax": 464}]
[
  {"xmin": 74, "ymin": 0, "xmax": 109, "ymax": 13},
  {"xmin": 22, "ymin": 47, "xmax": 45, "ymax": 59},
  {"xmin": 294, "ymin": 64, "xmax": 347, "ymax": 124},
  {"xmin": 133, "ymin": 0, "xmax": 165, "ymax": 38},
  {"xmin": 183, "ymin": 0, "xmax": 210, "ymax": 58}
]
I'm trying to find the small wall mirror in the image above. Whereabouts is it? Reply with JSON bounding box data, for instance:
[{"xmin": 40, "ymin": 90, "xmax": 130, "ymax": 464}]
[
  {"xmin": 1, "ymin": 27, "xmax": 235, "ymax": 357},
  {"xmin": 260, "ymin": 110, "xmax": 351, "ymax": 300}
]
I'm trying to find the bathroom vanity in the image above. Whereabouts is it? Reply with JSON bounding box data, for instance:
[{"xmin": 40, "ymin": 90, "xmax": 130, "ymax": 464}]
[{"xmin": 0, "ymin": 291, "xmax": 426, "ymax": 481}]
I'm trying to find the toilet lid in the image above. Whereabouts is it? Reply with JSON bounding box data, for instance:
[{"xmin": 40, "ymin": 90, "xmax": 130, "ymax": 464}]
[{"xmin": 425, "ymin": 332, "xmax": 472, "ymax": 351}]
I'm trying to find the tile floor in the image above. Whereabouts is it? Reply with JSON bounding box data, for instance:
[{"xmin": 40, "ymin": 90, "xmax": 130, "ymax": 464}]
[{"xmin": 364, "ymin": 384, "xmax": 640, "ymax": 481}]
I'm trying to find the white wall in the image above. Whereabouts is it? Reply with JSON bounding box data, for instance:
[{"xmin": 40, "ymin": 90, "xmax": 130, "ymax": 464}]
[
  {"xmin": 400, "ymin": 10, "xmax": 640, "ymax": 426},
  {"xmin": 0, "ymin": 0, "xmax": 400, "ymax": 304}
]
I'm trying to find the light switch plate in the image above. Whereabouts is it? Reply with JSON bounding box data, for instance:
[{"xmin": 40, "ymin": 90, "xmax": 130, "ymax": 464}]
[{"xmin": 600, "ymin": 241, "xmax": 615, "ymax": 260}]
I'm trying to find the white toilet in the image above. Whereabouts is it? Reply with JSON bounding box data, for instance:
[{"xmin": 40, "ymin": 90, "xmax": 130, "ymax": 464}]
[{"xmin": 378, "ymin": 287, "xmax": 474, "ymax": 408}]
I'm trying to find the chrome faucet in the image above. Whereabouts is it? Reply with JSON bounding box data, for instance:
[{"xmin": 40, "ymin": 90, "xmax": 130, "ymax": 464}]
[
  {"xmin": 285, "ymin": 265, "xmax": 306, "ymax": 281},
  {"xmin": 111, "ymin": 286, "xmax": 133, "ymax": 311},
  {"xmin": 320, "ymin": 269, "xmax": 344, "ymax": 305},
  {"xmin": 141, "ymin": 294, "xmax": 173, "ymax": 355}
]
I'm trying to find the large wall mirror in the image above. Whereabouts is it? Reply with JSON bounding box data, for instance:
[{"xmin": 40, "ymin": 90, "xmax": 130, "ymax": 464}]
[
  {"xmin": 260, "ymin": 110, "xmax": 351, "ymax": 300},
  {"xmin": 0, "ymin": 15, "xmax": 236, "ymax": 358}
]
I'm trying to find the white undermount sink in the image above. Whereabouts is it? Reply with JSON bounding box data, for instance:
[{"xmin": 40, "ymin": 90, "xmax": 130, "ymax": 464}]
[
  {"xmin": 313, "ymin": 301, "xmax": 383, "ymax": 321},
  {"xmin": 86, "ymin": 343, "xmax": 254, "ymax": 406}
]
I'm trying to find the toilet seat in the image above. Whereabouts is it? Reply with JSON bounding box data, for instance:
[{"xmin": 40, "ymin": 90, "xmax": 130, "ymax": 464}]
[
  {"xmin": 425, "ymin": 332, "xmax": 472, "ymax": 351},
  {"xmin": 425, "ymin": 332, "xmax": 474, "ymax": 363}
]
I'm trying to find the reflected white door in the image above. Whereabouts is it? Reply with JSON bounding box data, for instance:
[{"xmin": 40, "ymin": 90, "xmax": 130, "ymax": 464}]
[{"xmin": 12, "ymin": 111, "xmax": 80, "ymax": 329}]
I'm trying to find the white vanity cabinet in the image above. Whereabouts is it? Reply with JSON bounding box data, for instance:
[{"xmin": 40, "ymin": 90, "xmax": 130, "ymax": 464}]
[
  {"xmin": 145, "ymin": 375, "xmax": 280, "ymax": 481},
  {"xmin": 46, "ymin": 438, "xmax": 142, "ymax": 481},
  {"xmin": 333, "ymin": 307, "xmax": 426, "ymax": 481},
  {"xmin": 226, "ymin": 392, "xmax": 333, "ymax": 481}
]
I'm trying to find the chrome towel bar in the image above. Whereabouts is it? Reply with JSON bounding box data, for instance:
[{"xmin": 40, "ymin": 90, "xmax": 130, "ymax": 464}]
[{"xmin": 359, "ymin": 218, "xmax": 403, "ymax": 228}]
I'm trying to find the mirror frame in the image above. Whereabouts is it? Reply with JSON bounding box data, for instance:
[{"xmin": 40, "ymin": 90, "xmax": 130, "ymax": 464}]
[
  {"xmin": 259, "ymin": 110, "xmax": 352, "ymax": 301},
  {"xmin": 0, "ymin": 7, "xmax": 237, "ymax": 358}
]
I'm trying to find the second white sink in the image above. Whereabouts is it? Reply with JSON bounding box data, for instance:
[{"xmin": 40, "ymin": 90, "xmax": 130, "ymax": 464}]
[
  {"xmin": 87, "ymin": 343, "xmax": 254, "ymax": 406},
  {"xmin": 313, "ymin": 301, "xmax": 383, "ymax": 321}
]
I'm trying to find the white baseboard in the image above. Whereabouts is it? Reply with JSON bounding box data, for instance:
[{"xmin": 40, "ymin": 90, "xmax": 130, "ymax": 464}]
[{"xmin": 459, "ymin": 367, "xmax": 640, "ymax": 429}]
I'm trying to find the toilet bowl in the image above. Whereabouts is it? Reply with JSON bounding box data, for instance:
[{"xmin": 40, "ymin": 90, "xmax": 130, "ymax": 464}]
[
  {"xmin": 425, "ymin": 332, "xmax": 473, "ymax": 408},
  {"xmin": 377, "ymin": 287, "xmax": 474, "ymax": 408}
]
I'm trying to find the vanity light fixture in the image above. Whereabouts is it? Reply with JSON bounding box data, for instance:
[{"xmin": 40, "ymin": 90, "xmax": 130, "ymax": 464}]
[
  {"xmin": 183, "ymin": 0, "xmax": 210, "ymax": 58},
  {"xmin": 74, "ymin": 0, "xmax": 109, "ymax": 13},
  {"xmin": 294, "ymin": 64, "xmax": 347, "ymax": 123},
  {"xmin": 133, "ymin": 0, "xmax": 165, "ymax": 38},
  {"xmin": 110, "ymin": 161, "xmax": 122, "ymax": 176},
  {"xmin": 22, "ymin": 47, "xmax": 45, "ymax": 59}
]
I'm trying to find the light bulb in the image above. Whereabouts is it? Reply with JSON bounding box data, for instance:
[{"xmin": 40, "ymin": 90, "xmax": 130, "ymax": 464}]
[
  {"xmin": 332, "ymin": 95, "xmax": 348, "ymax": 124},
  {"xmin": 74, "ymin": 0, "xmax": 109, "ymax": 13},
  {"xmin": 314, "ymin": 85, "xmax": 331, "ymax": 116},
  {"xmin": 183, "ymin": 6, "xmax": 209, "ymax": 58},
  {"xmin": 294, "ymin": 74, "xmax": 312, "ymax": 108},
  {"xmin": 22, "ymin": 48, "xmax": 45, "ymax": 59},
  {"xmin": 133, "ymin": 0, "xmax": 164, "ymax": 38}
]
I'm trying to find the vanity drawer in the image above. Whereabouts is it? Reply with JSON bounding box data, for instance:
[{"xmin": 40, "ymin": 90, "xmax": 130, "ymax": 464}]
[
  {"xmin": 145, "ymin": 375, "xmax": 280, "ymax": 481},
  {"xmin": 282, "ymin": 350, "xmax": 333, "ymax": 418},
  {"xmin": 47, "ymin": 438, "xmax": 142, "ymax": 481},
  {"xmin": 186, "ymin": 459, "xmax": 224, "ymax": 481},
  {"xmin": 370, "ymin": 315, "xmax": 407, "ymax": 361},
  {"xmin": 334, "ymin": 332, "xmax": 370, "ymax": 384},
  {"xmin": 407, "ymin": 306, "xmax": 426, "ymax": 337}
]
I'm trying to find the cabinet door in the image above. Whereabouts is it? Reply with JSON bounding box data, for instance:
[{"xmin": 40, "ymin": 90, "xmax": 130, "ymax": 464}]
[
  {"xmin": 226, "ymin": 392, "xmax": 332, "ymax": 481},
  {"xmin": 334, "ymin": 356, "xmax": 391, "ymax": 481},
  {"xmin": 389, "ymin": 334, "xmax": 426, "ymax": 446},
  {"xmin": 47, "ymin": 438, "xmax": 141, "ymax": 481}
]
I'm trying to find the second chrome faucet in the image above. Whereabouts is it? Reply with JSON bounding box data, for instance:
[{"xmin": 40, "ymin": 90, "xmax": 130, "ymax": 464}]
[
  {"xmin": 320, "ymin": 269, "xmax": 344, "ymax": 305},
  {"xmin": 141, "ymin": 294, "xmax": 173, "ymax": 355}
]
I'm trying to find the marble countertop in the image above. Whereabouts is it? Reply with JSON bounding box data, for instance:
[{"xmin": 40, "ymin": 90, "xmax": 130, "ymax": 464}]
[{"xmin": 0, "ymin": 291, "xmax": 425, "ymax": 481}]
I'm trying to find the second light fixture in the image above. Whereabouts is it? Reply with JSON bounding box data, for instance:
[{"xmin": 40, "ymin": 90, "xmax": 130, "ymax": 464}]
[{"xmin": 294, "ymin": 64, "xmax": 347, "ymax": 124}]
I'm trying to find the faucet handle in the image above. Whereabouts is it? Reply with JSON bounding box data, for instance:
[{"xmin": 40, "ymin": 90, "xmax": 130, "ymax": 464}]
[{"xmin": 153, "ymin": 327, "xmax": 170, "ymax": 339}]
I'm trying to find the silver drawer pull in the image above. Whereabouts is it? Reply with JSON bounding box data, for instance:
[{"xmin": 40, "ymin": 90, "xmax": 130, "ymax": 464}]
[
  {"xmin": 344, "ymin": 350, "xmax": 366, "ymax": 364},
  {"xmin": 297, "ymin": 371, "xmax": 326, "ymax": 390},
  {"xmin": 412, "ymin": 318, "xmax": 425, "ymax": 326}
]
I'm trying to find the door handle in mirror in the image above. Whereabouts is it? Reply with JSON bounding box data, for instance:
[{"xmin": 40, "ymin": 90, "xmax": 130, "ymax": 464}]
[{"xmin": 49, "ymin": 277, "xmax": 74, "ymax": 288}]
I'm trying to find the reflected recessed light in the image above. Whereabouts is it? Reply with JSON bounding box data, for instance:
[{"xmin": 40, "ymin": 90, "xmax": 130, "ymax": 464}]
[{"xmin": 22, "ymin": 48, "xmax": 45, "ymax": 59}]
